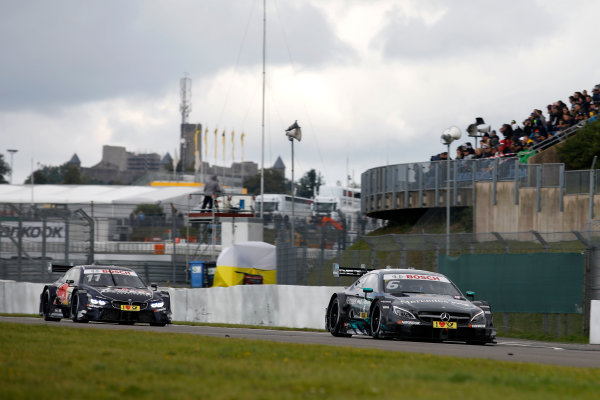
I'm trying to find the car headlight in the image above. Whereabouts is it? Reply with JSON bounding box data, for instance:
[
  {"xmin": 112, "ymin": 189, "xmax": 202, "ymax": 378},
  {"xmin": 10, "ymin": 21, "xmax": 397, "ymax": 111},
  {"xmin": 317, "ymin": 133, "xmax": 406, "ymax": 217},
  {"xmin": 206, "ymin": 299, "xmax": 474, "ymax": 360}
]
[
  {"xmin": 90, "ymin": 298, "xmax": 107, "ymax": 306},
  {"xmin": 470, "ymin": 309, "xmax": 486, "ymax": 324},
  {"xmin": 151, "ymin": 301, "xmax": 164, "ymax": 309},
  {"xmin": 393, "ymin": 306, "xmax": 416, "ymax": 320}
]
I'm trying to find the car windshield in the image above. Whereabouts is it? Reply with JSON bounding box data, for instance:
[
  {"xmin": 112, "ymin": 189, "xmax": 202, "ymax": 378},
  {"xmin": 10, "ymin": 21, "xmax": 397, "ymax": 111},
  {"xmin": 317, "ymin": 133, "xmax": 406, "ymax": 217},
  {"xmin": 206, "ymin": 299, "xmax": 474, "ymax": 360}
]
[
  {"xmin": 84, "ymin": 269, "xmax": 147, "ymax": 288},
  {"xmin": 382, "ymin": 273, "xmax": 462, "ymax": 297}
]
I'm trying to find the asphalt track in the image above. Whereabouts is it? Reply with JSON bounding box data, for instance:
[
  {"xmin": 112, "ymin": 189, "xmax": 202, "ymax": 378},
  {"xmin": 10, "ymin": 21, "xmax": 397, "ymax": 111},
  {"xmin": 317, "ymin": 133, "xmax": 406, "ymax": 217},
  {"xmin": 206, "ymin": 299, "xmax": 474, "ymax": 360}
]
[{"xmin": 2, "ymin": 316, "xmax": 599, "ymax": 368}]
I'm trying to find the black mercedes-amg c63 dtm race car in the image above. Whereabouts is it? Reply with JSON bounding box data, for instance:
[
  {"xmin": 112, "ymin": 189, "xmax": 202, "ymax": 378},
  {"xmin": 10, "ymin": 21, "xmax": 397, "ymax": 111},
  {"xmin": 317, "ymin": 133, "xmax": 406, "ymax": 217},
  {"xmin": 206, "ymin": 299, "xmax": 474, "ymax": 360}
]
[
  {"xmin": 39, "ymin": 264, "xmax": 171, "ymax": 326},
  {"xmin": 325, "ymin": 265, "xmax": 496, "ymax": 344}
]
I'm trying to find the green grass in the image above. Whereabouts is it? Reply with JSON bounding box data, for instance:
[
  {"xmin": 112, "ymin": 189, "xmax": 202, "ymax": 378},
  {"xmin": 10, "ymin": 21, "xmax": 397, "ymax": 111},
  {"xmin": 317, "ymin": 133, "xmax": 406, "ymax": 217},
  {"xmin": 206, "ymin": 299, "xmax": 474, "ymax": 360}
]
[{"xmin": 1, "ymin": 322, "xmax": 599, "ymax": 399}]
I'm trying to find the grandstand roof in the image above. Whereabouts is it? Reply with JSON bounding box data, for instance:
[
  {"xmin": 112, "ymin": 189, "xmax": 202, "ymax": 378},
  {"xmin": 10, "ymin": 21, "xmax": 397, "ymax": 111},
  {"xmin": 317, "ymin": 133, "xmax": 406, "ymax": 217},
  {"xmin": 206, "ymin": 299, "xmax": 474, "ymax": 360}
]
[{"xmin": 0, "ymin": 184, "xmax": 203, "ymax": 205}]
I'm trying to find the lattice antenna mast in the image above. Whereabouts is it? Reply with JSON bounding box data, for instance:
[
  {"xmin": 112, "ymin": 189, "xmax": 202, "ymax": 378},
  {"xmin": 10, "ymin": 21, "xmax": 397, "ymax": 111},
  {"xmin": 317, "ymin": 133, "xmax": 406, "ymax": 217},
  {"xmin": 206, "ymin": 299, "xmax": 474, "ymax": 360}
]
[
  {"xmin": 179, "ymin": 75, "xmax": 192, "ymax": 173},
  {"xmin": 180, "ymin": 75, "xmax": 192, "ymax": 124}
]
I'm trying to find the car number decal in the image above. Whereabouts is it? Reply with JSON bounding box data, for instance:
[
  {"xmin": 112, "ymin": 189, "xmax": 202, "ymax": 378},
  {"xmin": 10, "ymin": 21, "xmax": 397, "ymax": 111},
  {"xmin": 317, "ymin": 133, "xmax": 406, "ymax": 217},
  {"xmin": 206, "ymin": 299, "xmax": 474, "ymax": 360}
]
[{"xmin": 433, "ymin": 321, "xmax": 457, "ymax": 329}]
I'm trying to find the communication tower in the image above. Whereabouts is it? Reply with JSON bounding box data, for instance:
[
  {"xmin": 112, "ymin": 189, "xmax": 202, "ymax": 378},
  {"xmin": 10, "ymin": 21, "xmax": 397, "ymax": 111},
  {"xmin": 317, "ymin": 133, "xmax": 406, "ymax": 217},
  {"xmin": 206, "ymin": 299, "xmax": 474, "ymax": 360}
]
[{"xmin": 180, "ymin": 74, "xmax": 192, "ymax": 172}]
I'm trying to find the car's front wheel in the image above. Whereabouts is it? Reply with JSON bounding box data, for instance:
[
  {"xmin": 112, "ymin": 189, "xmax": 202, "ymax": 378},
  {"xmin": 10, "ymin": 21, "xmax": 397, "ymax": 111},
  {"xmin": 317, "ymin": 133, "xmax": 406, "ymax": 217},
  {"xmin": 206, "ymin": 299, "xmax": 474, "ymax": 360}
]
[
  {"xmin": 327, "ymin": 297, "xmax": 351, "ymax": 337},
  {"xmin": 42, "ymin": 291, "xmax": 60, "ymax": 322},
  {"xmin": 370, "ymin": 302, "xmax": 383, "ymax": 339},
  {"xmin": 70, "ymin": 292, "xmax": 88, "ymax": 323}
]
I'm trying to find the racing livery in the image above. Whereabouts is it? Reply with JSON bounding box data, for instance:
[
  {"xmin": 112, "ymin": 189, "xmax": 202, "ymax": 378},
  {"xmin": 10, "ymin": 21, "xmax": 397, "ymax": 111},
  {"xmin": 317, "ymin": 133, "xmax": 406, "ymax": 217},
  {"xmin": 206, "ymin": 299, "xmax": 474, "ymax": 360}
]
[
  {"xmin": 39, "ymin": 264, "xmax": 171, "ymax": 326},
  {"xmin": 325, "ymin": 265, "xmax": 496, "ymax": 344}
]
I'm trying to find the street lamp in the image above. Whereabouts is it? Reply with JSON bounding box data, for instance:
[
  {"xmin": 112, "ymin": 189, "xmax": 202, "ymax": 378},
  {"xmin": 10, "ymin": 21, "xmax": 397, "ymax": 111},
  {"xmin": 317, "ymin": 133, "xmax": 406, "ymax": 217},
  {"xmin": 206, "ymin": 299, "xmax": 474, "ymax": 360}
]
[
  {"xmin": 466, "ymin": 117, "xmax": 490, "ymax": 149},
  {"xmin": 285, "ymin": 120, "xmax": 302, "ymax": 246},
  {"xmin": 440, "ymin": 126, "xmax": 462, "ymax": 255},
  {"xmin": 7, "ymin": 149, "xmax": 18, "ymax": 184}
]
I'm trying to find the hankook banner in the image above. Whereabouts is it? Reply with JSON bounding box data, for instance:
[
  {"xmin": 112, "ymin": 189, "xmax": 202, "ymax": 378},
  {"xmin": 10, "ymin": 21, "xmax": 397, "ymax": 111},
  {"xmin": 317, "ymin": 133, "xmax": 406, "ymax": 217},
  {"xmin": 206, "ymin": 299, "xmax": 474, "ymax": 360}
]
[{"xmin": 0, "ymin": 222, "xmax": 65, "ymax": 242}]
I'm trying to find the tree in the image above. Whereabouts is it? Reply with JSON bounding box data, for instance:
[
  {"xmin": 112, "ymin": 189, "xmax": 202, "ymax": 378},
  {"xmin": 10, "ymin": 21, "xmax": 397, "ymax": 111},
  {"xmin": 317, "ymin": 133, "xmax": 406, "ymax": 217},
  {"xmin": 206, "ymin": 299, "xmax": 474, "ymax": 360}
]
[
  {"xmin": 243, "ymin": 169, "xmax": 290, "ymax": 195},
  {"xmin": 134, "ymin": 203, "xmax": 164, "ymax": 216},
  {"xmin": 296, "ymin": 169, "xmax": 324, "ymax": 198},
  {"xmin": 25, "ymin": 163, "xmax": 89, "ymax": 184},
  {"xmin": 556, "ymin": 120, "xmax": 600, "ymax": 170},
  {"xmin": 63, "ymin": 163, "xmax": 83, "ymax": 184},
  {"xmin": 0, "ymin": 155, "xmax": 9, "ymax": 184}
]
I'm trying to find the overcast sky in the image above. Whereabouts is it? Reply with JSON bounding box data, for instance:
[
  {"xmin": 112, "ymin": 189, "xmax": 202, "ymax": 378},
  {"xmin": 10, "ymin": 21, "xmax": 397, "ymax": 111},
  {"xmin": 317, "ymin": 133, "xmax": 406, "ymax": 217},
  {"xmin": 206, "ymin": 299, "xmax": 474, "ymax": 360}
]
[{"xmin": 2, "ymin": 0, "xmax": 600, "ymax": 187}]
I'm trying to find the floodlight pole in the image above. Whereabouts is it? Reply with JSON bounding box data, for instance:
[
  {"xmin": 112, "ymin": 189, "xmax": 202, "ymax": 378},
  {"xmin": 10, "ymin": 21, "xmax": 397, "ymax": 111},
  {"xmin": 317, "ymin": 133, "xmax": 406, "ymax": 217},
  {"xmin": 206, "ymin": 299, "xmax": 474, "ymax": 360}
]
[
  {"xmin": 290, "ymin": 137, "xmax": 295, "ymax": 245},
  {"xmin": 446, "ymin": 142, "xmax": 451, "ymax": 256}
]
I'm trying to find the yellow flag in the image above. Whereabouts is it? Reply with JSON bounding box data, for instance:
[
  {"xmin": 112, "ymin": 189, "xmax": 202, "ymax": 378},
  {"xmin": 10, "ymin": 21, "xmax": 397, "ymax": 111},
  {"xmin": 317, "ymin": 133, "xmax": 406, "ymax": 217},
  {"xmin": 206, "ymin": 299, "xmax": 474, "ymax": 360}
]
[
  {"xmin": 241, "ymin": 132, "xmax": 245, "ymax": 162},
  {"xmin": 204, "ymin": 127, "xmax": 208, "ymax": 158},
  {"xmin": 231, "ymin": 130, "xmax": 235, "ymax": 161},
  {"xmin": 222, "ymin": 130, "xmax": 226, "ymax": 162},
  {"xmin": 214, "ymin": 128, "xmax": 218, "ymax": 159}
]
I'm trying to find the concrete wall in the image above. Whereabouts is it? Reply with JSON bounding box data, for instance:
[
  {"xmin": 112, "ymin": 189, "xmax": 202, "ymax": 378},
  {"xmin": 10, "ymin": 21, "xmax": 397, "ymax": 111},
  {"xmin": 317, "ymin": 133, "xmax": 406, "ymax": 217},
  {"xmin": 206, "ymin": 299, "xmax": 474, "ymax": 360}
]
[
  {"xmin": 2, "ymin": 280, "xmax": 599, "ymax": 342},
  {"xmin": 475, "ymin": 181, "xmax": 600, "ymax": 233},
  {"xmin": 0, "ymin": 280, "xmax": 340, "ymax": 330},
  {"xmin": 591, "ymin": 301, "xmax": 600, "ymax": 344}
]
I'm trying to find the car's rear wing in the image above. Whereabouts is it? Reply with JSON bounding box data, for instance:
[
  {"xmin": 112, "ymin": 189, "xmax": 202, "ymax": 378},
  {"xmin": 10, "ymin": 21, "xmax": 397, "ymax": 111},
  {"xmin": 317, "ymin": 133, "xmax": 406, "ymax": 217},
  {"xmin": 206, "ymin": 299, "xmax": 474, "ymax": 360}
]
[
  {"xmin": 332, "ymin": 263, "xmax": 375, "ymax": 278},
  {"xmin": 48, "ymin": 263, "xmax": 74, "ymax": 273}
]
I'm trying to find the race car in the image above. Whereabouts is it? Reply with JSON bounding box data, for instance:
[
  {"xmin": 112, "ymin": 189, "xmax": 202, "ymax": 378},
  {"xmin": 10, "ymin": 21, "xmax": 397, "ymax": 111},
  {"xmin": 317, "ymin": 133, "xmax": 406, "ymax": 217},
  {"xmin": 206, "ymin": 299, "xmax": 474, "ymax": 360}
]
[
  {"xmin": 325, "ymin": 265, "xmax": 496, "ymax": 344},
  {"xmin": 39, "ymin": 264, "xmax": 171, "ymax": 326}
]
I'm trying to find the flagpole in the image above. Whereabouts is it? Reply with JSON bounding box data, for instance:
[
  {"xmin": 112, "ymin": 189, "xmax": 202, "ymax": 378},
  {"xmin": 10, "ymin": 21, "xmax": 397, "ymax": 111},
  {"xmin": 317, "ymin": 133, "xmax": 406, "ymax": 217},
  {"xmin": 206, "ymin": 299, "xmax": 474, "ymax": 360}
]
[{"xmin": 260, "ymin": 0, "xmax": 266, "ymax": 219}]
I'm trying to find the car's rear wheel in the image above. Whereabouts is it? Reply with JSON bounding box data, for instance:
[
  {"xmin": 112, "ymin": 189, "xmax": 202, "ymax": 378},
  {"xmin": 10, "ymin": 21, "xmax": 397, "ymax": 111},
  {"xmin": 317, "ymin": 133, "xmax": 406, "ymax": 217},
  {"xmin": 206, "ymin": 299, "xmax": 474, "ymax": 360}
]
[
  {"xmin": 42, "ymin": 291, "xmax": 60, "ymax": 322},
  {"xmin": 327, "ymin": 297, "xmax": 351, "ymax": 337},
  {"xmin": 371, "ymin": 302, "xmax": 383, "ymax": 339},
  {"xmin": 70, "ymin": 292, "xmax": 88, "ymax": 323}
]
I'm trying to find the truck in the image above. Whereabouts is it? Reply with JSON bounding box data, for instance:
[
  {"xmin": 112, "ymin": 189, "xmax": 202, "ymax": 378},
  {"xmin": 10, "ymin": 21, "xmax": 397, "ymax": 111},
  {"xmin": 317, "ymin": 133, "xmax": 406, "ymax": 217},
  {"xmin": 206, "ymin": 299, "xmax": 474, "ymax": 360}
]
[
  {"xmin": 254, "ymin": 194, "xmax": 313, "ymax": 224},
  {"xmin": 312, "ymin": 186, "xmax": 362, "ymax": 231}
]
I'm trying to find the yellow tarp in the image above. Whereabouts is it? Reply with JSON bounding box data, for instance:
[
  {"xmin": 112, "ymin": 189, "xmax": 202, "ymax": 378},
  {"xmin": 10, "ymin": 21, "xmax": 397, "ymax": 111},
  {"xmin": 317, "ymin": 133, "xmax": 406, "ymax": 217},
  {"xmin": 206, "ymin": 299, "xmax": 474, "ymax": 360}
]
[
  {"xmin": 212, "ymin": 241, "xmax": 276, "ymax": 287},
  {"xmin": 212, "ymin": 266, "xmax": 276, "ymax": 287}
]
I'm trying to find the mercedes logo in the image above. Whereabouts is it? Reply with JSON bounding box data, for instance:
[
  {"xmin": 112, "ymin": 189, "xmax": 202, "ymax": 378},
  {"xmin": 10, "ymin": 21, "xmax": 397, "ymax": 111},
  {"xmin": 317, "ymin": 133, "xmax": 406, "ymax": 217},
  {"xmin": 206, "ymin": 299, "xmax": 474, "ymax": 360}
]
[{"xmin": 440, "ymin": 312, "xmax": 451, "ymax": 322}]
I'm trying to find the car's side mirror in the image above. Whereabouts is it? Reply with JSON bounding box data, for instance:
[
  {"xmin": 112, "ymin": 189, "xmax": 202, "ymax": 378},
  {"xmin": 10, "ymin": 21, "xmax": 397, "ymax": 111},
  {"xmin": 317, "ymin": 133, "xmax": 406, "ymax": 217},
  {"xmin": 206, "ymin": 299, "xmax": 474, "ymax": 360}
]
[
  {"xmin": 67, "ymin": 279, "xmax": 75, "ymax": 286},
  {"xmin": 363, "ymin": 287, "xmax": 373, "ymax": 299},
  {"xmin": 466, "ymin": 291, "xmax": 475, "ymax": 301},
  {"xmin": 151, "ymin": 283, "xmax": 158, "ymax": 291}
]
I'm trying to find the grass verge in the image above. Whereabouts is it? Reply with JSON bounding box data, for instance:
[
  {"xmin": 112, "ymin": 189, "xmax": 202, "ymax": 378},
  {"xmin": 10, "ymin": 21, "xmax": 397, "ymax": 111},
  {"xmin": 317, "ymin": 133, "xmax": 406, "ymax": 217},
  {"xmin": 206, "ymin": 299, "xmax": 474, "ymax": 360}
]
[{"xmin": 1, "ymin": 322, "xmax": 599, "ymax": 400}]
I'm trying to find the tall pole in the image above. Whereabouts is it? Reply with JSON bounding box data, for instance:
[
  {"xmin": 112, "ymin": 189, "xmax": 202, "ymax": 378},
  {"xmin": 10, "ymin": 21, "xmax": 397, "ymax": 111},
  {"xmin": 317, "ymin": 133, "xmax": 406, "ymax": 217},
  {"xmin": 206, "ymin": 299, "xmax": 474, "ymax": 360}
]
[
  {"xmin": 446, "ymin": 143, "xmax": 451, "ymax": 256},
  {"xmin": 7, "ymin": 149, "xmax": 17, "ymax": 184},
  {"xmin": 291, "ymin": 138, "xmax": 295, "ymax": 245},
  {"xmin": 260, "ymin": 0, "xmax": 266, "ymax": 219}
]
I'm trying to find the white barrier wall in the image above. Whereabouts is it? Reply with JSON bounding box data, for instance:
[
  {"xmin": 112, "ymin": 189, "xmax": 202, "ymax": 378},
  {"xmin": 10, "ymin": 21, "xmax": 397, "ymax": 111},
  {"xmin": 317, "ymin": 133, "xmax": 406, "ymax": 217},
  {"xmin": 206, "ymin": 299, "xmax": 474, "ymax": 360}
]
[
  {"xmin": 3, "ymin": 280, "xmax": 600, "ymax": 340},
  {"xmin": 169, "ymin": 285, "xmax": 342, "ymax": 329},
  {"xmin": 591, "ymin": 300, "xmax": 600, "ymax": 344},
  {"xmin": 0, "ymin": 280, "xmax": 341, "ymax": 330},
  {"xmin": 0, "ymin": 281, "xmax": 45, "ymax": 314}
]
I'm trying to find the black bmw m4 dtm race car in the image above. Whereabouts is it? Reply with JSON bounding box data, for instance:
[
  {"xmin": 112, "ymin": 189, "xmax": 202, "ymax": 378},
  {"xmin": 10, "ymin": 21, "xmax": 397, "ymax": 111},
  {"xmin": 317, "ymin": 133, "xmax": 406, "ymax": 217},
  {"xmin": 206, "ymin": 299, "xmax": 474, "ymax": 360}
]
[
  {"xmin": 325, "ymin": 265, "xmax": 496, "ymax": 344},
  {"xmin": 39, "ymin": 264, "xmax": 171, "ymax": 326}
]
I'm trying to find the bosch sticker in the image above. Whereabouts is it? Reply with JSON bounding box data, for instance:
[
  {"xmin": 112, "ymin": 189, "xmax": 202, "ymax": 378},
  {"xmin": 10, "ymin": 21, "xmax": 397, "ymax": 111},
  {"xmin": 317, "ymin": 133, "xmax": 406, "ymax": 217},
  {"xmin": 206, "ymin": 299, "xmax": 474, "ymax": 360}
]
[
  {"xmin": 85, "ymin": 269, "xmax": 137, "ymax": 276},
  {"xmin": 383, "ymin": 273, "xmax": 449, "ymax": 283}
]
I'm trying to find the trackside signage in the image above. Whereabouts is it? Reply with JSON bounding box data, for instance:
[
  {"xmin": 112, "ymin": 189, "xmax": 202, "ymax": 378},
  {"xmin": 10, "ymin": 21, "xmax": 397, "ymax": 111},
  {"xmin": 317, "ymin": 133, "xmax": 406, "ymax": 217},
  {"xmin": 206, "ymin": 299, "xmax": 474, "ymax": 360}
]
[{"xmin": 0, "ymin": 222, "xmax": 65, "ymax": 242}]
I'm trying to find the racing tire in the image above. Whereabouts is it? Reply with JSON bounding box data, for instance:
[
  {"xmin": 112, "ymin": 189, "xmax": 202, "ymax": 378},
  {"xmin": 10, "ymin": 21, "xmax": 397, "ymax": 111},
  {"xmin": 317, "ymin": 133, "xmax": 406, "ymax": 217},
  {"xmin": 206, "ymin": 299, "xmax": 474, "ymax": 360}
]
[
  {"xmin": 70, "ymin": 292, "xmax": 88, "ymax": 323},
  {"xmin": 327, "ymin": 297, "xmax": 351, "ymax": 337},
  {"xmin": 370, "ymin": 302, "xmax": 383, "ymax": 339},
  {"xmin": 42, "ymin": 291, "xmax": 61, "ymax": 322},
  {"xmin": 150, "ymin": 323, "xmax": 166, "ymax": 327}
]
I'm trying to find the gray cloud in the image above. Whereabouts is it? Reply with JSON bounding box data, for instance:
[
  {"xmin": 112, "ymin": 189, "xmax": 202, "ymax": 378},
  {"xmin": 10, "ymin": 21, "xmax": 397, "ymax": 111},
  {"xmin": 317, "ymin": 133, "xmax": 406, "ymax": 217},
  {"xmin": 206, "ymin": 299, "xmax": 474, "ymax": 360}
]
[
  {"xmin": 0, "ymin": 1, "xmax": 352, "ymax": 111},
  {"xmin": 374, "ymin": 0, "xmax": 557, "ymax": 60}
]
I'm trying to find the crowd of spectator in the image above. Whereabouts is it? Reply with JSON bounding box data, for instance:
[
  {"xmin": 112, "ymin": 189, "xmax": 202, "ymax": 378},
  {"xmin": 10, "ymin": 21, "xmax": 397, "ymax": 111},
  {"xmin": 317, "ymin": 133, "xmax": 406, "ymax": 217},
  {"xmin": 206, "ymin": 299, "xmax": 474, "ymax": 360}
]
[{"xmin": 431, "ymin": 83, "xmax": 600, "ymax": 163}]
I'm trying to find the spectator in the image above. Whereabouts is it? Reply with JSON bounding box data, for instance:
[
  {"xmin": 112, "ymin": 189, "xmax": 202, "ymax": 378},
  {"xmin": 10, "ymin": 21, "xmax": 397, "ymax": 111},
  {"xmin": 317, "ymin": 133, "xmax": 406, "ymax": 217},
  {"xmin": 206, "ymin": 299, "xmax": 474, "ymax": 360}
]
[
  {"xmin": 200, "ymin": 175, "xmax": 222, "ymax": 211},
  {"xmin": 489, "ymin": 130, "xmax": 500, "ymax": 148},
  {"xmin": 592, "ymin": 86, "xmax": 600, "ymax": 104}
]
